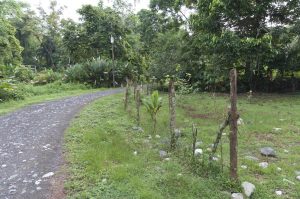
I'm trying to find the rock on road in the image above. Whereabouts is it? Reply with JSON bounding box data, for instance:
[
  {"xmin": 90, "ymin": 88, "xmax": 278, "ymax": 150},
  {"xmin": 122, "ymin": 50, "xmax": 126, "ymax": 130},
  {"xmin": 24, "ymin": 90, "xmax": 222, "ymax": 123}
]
[{"xmin": 0, "ymin": 89, "xmax": 123, "ymax": 199}]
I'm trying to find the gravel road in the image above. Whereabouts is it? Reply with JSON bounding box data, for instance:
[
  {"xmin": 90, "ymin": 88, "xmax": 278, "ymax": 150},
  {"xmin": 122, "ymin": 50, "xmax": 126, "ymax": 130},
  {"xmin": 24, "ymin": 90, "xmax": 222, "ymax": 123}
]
[{"xmin": 0, "ymin": 89, "xmax": 123, "ymax": 199}]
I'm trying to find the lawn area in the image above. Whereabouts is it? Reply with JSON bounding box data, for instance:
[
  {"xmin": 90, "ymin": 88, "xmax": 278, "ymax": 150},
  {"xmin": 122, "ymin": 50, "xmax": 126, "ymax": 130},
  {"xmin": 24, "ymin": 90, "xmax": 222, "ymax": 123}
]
[
  {"xmin": 0, "ymin": 82, "xmax": 105, "ymax": 115},
  {"xmin": 64, "ymin": 92, "xmax": 300, "ymax": 199}
]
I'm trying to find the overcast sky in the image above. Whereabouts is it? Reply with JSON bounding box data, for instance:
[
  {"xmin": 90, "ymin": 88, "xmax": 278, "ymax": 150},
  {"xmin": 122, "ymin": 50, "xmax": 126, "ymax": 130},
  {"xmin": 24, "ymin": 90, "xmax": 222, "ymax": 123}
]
[{"xmin": 18, "ymin": 0, "xmax": 150, "ymax": 20}]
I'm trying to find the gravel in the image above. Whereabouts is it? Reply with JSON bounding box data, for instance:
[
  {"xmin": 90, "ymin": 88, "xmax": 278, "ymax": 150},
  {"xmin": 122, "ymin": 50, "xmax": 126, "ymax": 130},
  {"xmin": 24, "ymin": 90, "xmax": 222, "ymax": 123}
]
[{"xmin": 0, "ymin": 89, "xmax": 123, "ymax": 198}]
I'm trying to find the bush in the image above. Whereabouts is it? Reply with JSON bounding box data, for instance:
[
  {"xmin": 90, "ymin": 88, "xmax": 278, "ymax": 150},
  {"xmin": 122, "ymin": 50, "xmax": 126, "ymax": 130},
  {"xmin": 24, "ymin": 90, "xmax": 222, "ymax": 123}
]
[
  {"xmin": 0, "ymin": 79, "xmax": 24, "ymax": 101},
  {"xmin": 17, "ymin": 81, "xmax": 90, "ymax": 97},
  {"xmin": 65, "ymin": 58, "xmax": 112, "ymax": 87},
  {"xmin": 14, "ymin": 65, "xmax": 34, "ymax": 82},
  {"xmin": 33, "ymin": 69, "xmax": 62, "ymax": 85}
]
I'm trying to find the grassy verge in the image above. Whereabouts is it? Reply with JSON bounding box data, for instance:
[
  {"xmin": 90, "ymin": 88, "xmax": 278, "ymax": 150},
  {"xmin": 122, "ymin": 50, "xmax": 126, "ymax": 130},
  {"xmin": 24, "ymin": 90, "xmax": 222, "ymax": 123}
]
[
  {"xmin": 65, "ymin": 92, "xmax": 300, "ymax": 199},
  {"xmin": 0, "ymin": 82, "xmax": 105, "ymax": 115}
]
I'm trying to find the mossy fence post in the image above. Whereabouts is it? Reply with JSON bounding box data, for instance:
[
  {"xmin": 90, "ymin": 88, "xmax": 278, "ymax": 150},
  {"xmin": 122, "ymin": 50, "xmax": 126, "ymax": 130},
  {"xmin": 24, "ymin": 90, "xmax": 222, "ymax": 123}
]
[
  {"xmin": 136, "ymin": 86, "xmax": 141, "ymax": 126},
  {"xmin": 169, "ymin": 79, "xmax": 176, "ymax": 150},
  {"xmin": 124, "ymin": 78, "xmax": 130, "ymax": 110},
  {"xmin": 229, "ymin": 69, "xmax": 238, "ymax": 180}
]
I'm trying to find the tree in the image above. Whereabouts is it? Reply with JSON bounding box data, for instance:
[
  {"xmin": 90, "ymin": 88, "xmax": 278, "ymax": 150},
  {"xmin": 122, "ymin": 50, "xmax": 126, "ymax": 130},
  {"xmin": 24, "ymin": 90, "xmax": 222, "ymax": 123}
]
[
  {"xmin": 0, "ymin": 0, "xmax": 23, "ymax": 66},
  {"xmin": 13, "ymin": 4, "xmax": 41, "ymax": 66},
  {"xmin": 142, "ymin": 91, "xmax": 162, "ymax": 134},
  {"xmin": 37, "ymin": 0, "xmax": 64, "ymax": 68}
]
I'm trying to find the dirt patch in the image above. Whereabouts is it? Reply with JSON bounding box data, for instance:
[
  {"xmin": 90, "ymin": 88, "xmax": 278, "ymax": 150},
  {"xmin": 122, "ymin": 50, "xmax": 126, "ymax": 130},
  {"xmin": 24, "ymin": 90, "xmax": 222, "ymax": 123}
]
[
  {"xmin": 179, "ymin": 104, "xmax": 217, "ymax": 119},
  {"xmin": 49, "ymin": 167, "xmax": 67, "ymax": 199},
  {"xmin": 178, "ymin": 105, "xmax": 197, "ymax": 112},
  {"xmin": 189, "ymin": 113, "xmax": 214, "ymax": 119}
]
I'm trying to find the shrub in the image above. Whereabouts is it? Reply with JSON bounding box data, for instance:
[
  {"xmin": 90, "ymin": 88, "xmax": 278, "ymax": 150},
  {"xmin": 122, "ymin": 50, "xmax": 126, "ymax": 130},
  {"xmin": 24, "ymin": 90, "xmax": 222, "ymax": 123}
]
[
  {"xmin": 14, "ymin": 65, "xmax": 34, "ymax": 82},
  {"xmin": 65, "ymin": 58, "xmax": 112, "ymax": 87},
  {"xmin": 0, "ymin": 79, "xmax": 24, "ymax": 101},
  {"xmin": 142, "ymin": 91, "xmax": 162, "ymax": 134},
  {"xmin": 33, "ymin": 69, "xmax": 62, "ymax": 85}
]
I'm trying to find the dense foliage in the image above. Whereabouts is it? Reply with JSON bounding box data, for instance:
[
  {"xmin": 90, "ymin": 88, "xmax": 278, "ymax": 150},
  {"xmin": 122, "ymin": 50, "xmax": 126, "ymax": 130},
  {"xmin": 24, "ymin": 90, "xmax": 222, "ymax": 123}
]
[{"xmin": 0, "ymin": 0, "xmax": 299, "ymax": 94}]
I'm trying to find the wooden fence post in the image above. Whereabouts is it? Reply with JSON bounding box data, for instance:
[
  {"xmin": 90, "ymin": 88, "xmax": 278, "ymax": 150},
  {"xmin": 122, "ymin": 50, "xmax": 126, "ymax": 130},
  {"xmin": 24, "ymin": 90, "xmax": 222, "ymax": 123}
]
[
  {"xmin": 229, "ymin": 69, "xmax": 238, "ymax": 180},
  {"xmin": 136, "ymin": 86, "xmax": 141, "ymax": 126},
  {"xmin": 124, "ymin": 78, "xmax": 130, "ymax": 110},
  {"xmin": 169, "ymin": 79, "xmax": 176, "ymax": 149}
]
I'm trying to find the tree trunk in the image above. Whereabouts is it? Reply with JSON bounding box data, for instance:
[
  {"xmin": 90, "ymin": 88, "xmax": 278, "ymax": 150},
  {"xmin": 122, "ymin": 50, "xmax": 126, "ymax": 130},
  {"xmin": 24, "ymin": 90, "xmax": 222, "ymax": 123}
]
[
  {"xmin": 169, "ymin": 79, "xmax": 176, "ymax": 150},
  {"xmin": 153, "ymin": 115, "xmax": 157, "ymax": 134},
  {"xmin": 229, "ymin": 69, "xmax": 238, "ymax": 180}
]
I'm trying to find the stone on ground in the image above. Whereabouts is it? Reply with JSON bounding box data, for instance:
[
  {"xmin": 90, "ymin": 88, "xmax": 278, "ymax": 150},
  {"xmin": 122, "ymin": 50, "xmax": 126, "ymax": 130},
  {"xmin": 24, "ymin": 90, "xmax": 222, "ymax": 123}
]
[
  {"xmin": 259, "ymin": 162, "xmax": 269, "ymax": 168},
  {"xmin": 194, "ymin": 148, "xmax": 203, "ymax": 156},
  {"xmin": 231, "ymin": 193, "xmax": 244, "ymax": 199},
  {"xmin": 275, "ymin": 190, "xmax": 283, "ymax": 196},
  {"xmin": 260, "ymin": 147, "xmax": 276, "ymax": 157},
  {"xmin": 175, "ymin": 129, "xmax": 181, "ymax": 138},
  {"xmin": 42, "ymin": 172, "xmax": 54, "ymax": 178},
  {"xmin": 159, "ymin": 150, "xmax": 168, "ymax": 158},
  {"xmin": 296, "ymin": 176, "xmax": 300, "ymax": 181},
  {"xmin": 242, "ymin": 181, "xmax": 255, "ymax": 197}
]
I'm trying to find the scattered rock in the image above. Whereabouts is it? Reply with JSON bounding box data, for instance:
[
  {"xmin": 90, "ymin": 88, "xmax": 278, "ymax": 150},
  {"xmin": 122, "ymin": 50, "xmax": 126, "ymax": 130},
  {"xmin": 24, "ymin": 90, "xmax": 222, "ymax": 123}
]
[
  {"xmin": 273, "ymin": 128, "xmax": 282, "ymax": 132},
  {"xmin": 36, "ymin": 187, "xmax": 42, "ymax": 191},
  {"xmin": 177, "ymin": 173, "xmax": 182, "ymax": 177},
  {"xmin": 32, "ymin": 173, "xmax": 38, "ymax": 178},
  {"xmin": 9, "ymin": 189, "xmax": 17, "ymax": 195},
  {"xmin": 35, "ymin": 180, "xmax": 41, "ymax": 185},
  {"xmin": 277, "ymin": 167, "xmax": 282, "ymax": 171},
  {"xmin": 242, "ymin": 181, "xmax": 255, "ymax": 197},
  {"xmin": 231, "ymin": 193, "xmax": 244, "ymax": 199},
  {"xmin": 42, "ymin": 172, "xmax": 54, "ymax": 178},
  {"xmin": 133, "ymin": 151, "xmax": 138, "ymax": 156},
  {"xmin": 275, "ymin": 190, "xmax": 283, "ymax": 196},
  {"xmin": 194, "ymin": 149, "xmax": 203, "ymax": 156},
  {"xmin": 296, "ymin": 176, "xmax": 300, "ymax": 181},
  {"xmin": 241, "ymin": 165, "xmax": 248, "ymax": 169},
  {"xmin": 260, "ymin": 147, "xmax": 276, "ymax": 157},
  {"xmin": 212, "ymin": 157, "xmax": 219, "ymax": 161},
  {"xmin": 164, "ymin": 158, "xmax": 171, "ymax": 161},
  {"xmin": 8, "ymin": 185, "xmax": 17, "ymax": 190},
  {"xmin": 102, "ymin": 178, "xmax": 107, "ymax": 184},
  {"xmin": 284, "ymin": 149, "xmax": 289, "ymax": 153},
  {"xmin": 155, "ymin": 135, "xmax": 161, "ymax": 139},
  {"xmin": 1, "ymin": 164, "xmax": 7, "ymax": 168},
  {"xmin": 159, "ymin": 150, "xmax": 168, "ymax": 158},
  {"xmin": 8, "ymin": 174, "xmax": 18, "ymax": 181},
  {"xmin": 237, "ymin": 118, "xmax": 244, "ymax": 125},
  {"xmin": 245, "ymin": 155, "xmax": 259, "ymax": 161},
  {"xmin": 132, "ymin": 126, "xmax": 144, "ymax": 132},
  {"xmin": 259, "ymin": 162, "xmax": 269, "ymax": 169},
  {"xmin": 175, "ymin": 129, "xmax": 181, "ymax": 138}
]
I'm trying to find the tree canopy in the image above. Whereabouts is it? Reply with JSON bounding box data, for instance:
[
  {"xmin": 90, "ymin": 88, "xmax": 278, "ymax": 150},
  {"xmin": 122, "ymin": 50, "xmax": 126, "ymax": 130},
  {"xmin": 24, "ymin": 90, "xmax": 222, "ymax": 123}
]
[{"xmin": 0, "ymin": 0, "xmax": 299, "ymax": 91}]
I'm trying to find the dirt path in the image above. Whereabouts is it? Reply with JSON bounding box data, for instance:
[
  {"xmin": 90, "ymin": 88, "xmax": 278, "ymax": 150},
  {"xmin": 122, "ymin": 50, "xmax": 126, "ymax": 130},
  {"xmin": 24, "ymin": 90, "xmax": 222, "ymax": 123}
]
[{"xmin": 0, "ymin": 89, "xmax": 123, "ymax": 199}]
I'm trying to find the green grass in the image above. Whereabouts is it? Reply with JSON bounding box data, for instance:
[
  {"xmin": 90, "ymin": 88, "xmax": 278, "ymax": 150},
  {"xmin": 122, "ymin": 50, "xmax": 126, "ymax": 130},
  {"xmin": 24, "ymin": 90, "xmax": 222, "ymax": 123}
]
[
  {"xmin": 0, "ymin": 82, "xmax": 105, "ymax": 115},
  {"xmin": 65, "ymin": 92, "xmax": 300, "ymax": 199}
]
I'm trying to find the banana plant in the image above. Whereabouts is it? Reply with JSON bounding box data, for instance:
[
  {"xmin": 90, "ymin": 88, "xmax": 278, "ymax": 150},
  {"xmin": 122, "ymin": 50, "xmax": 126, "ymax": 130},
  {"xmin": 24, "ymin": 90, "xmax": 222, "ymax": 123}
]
[{"xmin": 142, "ymin": 90, "xmax": 162, "ymax": 134}]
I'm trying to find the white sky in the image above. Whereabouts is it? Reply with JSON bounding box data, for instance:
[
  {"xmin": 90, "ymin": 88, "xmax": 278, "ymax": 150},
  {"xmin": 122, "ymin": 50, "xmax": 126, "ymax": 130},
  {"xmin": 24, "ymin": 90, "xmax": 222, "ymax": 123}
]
[{"xmin": 18, "ymin": 0, "xmax": 150, "ymax": 20}]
